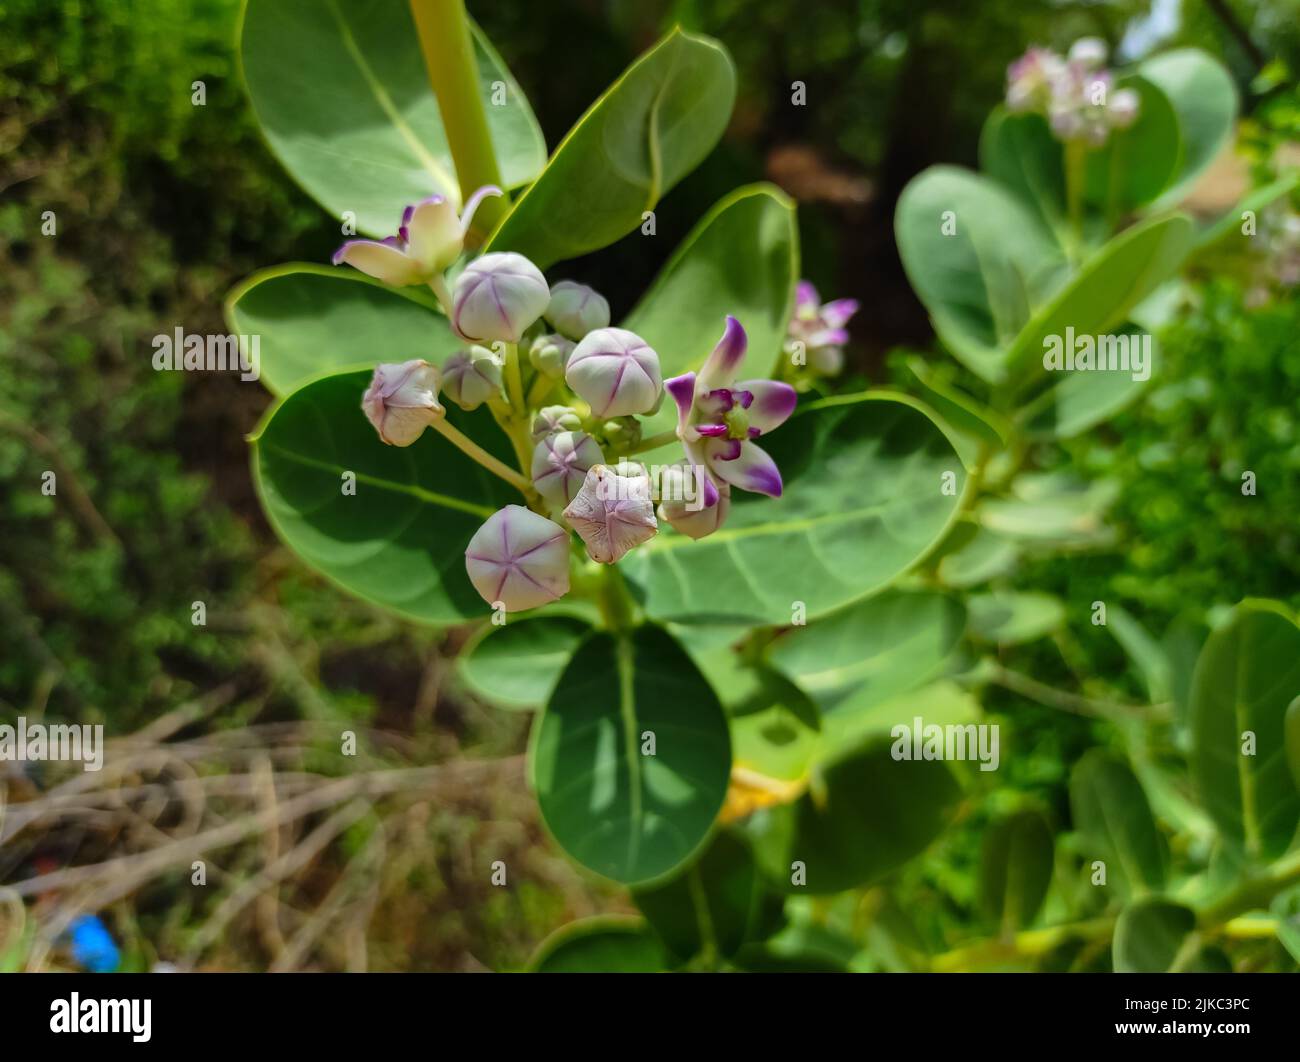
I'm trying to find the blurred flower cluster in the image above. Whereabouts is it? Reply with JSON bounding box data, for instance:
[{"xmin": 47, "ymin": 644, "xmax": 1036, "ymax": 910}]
[{"xmin": 1006, "ymin": 38, "xmax": 1139, "ymax": 146}]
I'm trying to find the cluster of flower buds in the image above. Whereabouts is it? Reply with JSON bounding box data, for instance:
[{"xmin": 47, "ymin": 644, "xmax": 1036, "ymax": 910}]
[
  {"xmin": 784, "ymin": 281, "xmax": 858, "ymax": 378},
  {"xmin": 1005, "ymin": 38, "xmax": 1139, "ymax": 146},
  {"xmin": 342, "ymin": 200, "xmax": 799, "ymax": 613}
]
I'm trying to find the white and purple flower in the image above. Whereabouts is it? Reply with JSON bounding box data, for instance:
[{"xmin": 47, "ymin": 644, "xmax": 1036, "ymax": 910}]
[
  {"xmin": 464, "ymin": 504, "xmax": 571, "ymax": 612},
  {"xmin": 1005, "ymin": 40, "xmax": 1140, "ymax": 147},
  {"xmin": 361, "ymin": 359, "xmax": 445, "ymax": 447},
  {"xmin": 531, "ymin": 430, "xmax": 604, "ymax": 512},
  {"xmin": 787, "ymin": 281, "xmax": 858, "ymax": 376},
  {"xmin": 333, "ymin": 186, "xmax": 503, "ymax": 287},
  {"xmin": 665, "ymin": 316, "xmax": 797, "ymax": 499},
  {"xmin": 565, "ymin": 327, "xmax": 663, "ymax": 418},
  {"xmin": 563, "ymin": 463, "xmax": 658, "ymax": 564},
  {"xmin": 451, "ymin": 252, "xmax": 551, "ymax": 345}
]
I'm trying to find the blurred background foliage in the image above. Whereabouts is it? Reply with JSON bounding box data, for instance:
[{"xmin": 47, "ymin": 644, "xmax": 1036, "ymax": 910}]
[{"xmin": 1, "ymin": 0, "xmax": 1297, "ymax": 970}]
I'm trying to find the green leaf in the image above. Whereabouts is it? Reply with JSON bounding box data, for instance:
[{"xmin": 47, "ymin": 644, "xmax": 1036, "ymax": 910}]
[
  {"xmin": 1070, "ymin": 751, "xmax": 1166, "ymax": 897},
  {"xmin": 1081, "ymin": 76, "xmax": 1180, "ymax": 217},
  {"xmin": 1004, "ymin": 214, "xmax": 1196, "ymax": 382},
  {"xmin": 251, "ymin": 369, "xmax": 517, "ymax": 624},
  {"xmin": 729, "ymin": 669, "xmax": 823, "ymax": 784},
  {"xmin": 1113, "ymin": 898, "xmax": 1229, "ymax": 972},
  {"xmin": 896, "ymin": 166, "xmax": 1068, "ymax": 382},
  {"xmin": 458, "ymin": 616, "xmax": 591, "ymax": 710},
  {"xmin": 485, "ymin": 28, "xmax": 735, "ymax": 268},
  {"xmin": 529, "ymin": 917, "xmax": 672, "ymax": 972},
  {"xmin": 530, "ymin": 625, "xmax": 731, "ymax": 885},
  {"xmin": 1270, "ymin": 882, "xmax": 1300, "ymax": 964},
  {"xmin": 936, "ymin": 525, "xmax": 1019, "ymax": 589},
  {"xmin": 767, "ymin": 590, "xmax": 965, "ymax": 712},
  {"xmin": 818, "ymin": 680, "xmax": 981, "ymax": 771},
  {"xmin": 980, "ymin": 473, "xmax": 1118, "ymax": 544},
  {"xmin": 632, "ymin": 831, "xmax": 764, "ymax": 961},
  {"xmin": 904, "ymin": 357, "xmax": 1009, "ymax": 470},
  {"xmin": 240, "ymin": 0, "xmax": 544, "ymax": 235},
  {"xmin": 1195, "ymin": 171, "xmax": 1300, "ymax": 250},
  {"xmin": 625, "ymin": 184, "xmax": 798, "ymax": 383},
  {"xmin": 1190, "ymin": 601, "xmax": 1300, "ymax": 861},
  {"xmin": 745, "ymin": 737, "xmax": 961, "ymax": 895},
  {"xmin": 225, "ymin": 265, "xmax": 453, "ymax": 397},
  {"xmin": 1139, "ymin": 49, "xmax": 1238, "ymax": 209},
  {"xmin": 1286, "ymin": 695, "xmax": 1300, "ymax": 791},
  {"xmin": 980, "ymin": 808, "xmax": 1054, "ymax": 934},
  {"xmin": 1022, "ymin": 326, "xmax": 1155, "ymax": 439},
  {"xmin": 622, "ymin": 393, "xmax": 967, "ymax": 625},
  {"xmin": 1107, "ymin": 605, "xmax": 1172, "ymax": 704},
  {"xmin": 967, "ymin": 591, "xmax": 1064, "ymax": 646},
  {"xmin": 979, "ymin": 108, "xmax": 1066, "ymax": 236}
]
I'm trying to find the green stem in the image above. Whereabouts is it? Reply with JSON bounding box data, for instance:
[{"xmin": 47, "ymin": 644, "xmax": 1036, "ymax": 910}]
[
  {"xmin": 430, "ymin": 417, "xmax": 532, "ymax": 494},
  {"xmin": 427, "ymin": 275, "xmax": 454, "ymax": 318},
  {"xmin": 526, "ymin": 374, "xmax": 554, "ymax": 409},
  {"xmin": 502, "ymin": 341, "xmax": 525, "ymax": 413},
  {"xmin": 1064, "ymin": 138, "xmax": 1086, "ymax": 261},
  {"xmin": 408, "ymin": 0, "xmax": 507, "ymax": 240},
  {"xmin": 596, "ymin": 564, "xmax": 637, "ymax": 631},
  {"xmin": 622, "ymin": 429, "xmax": 679, "ymax": 456}
]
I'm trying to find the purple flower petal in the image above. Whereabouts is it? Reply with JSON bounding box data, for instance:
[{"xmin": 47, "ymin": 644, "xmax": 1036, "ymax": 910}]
[
  {"xmin": 697, "ymin": 315, "xmax": 747, "ymax": 390},
  {"xmin": 736, "ymin": 379, "xmax": 798, "ymax": 434},
  {"xmin": 705, "ymin": 438, "xmax": 783, "ymax": 497}
]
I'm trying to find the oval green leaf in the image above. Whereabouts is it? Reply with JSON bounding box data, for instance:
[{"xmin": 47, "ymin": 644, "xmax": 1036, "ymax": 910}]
[
  {"xmin": 225, "ymin": 265, "xmax": 454, "ymax": 397},
  {"xmin": 622, "ymin": 393, "xmax": 968, "ymax": 625},
  {"xmin": 1113, "ymin": 898, "xmax": 1229, "ymax": 972},
  {"xmin": 745, "ymin": 737, "xmax": 962, "ymax": 895},
  {"xmin": 458, "ymin": 615, "xmax": 591, "ymax": 710},
  {"xmin": 240, "ymin": 0, "xmax": 545, "ymax": 236},
  {"xmin": 980, "ymin": 807, "xmax": 1054, "ymax": 934},
  {"xmin": 1190, "ymin": 601, "xmax": 1300, "ymax": 861},
  {"xmin": 529, "ymin": 916, "xmax": 671, "ymax": 973},
  {"xmin": 530, "ymin": 625, "xmax": 732, "ymax": 886},
  {"xmin": 967, "ymin": 591, "xmax": 1065, "ymax": 646},
  {"xmin": 767, "ymin": 589, "xmax": 965, "ymax": 712},
  {"xmin": 1069, "ymin": 751, "xmax": 1166, "ymax": 897},
  {"xmin": 632, "ymin": 831, "xmax": 764, "ymax": 961},
  {"xmin": 486, "ymin": 28, "xmax": 735, "ymax": 268},
  {"xmin": 896, "ymin": 166, "xmax": 1068, "ymax": 382},
  {"xmin": 251, "ymin": 369, "xmax": 518, "ymax": 623}
]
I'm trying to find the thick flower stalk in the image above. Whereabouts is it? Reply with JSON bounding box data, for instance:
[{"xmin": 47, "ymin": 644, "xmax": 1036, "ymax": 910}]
[
  {"xmin": 1005, "ymin": 39, "xmax": 1139, "ymax": 146},
  {"xmin": 665, "ymin": 316, "xmax": 798, "ymax": 500}
]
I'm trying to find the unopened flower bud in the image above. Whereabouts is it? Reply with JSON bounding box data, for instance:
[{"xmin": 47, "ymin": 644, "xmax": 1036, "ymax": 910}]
[
  {"xmin": 452, "ymin": 252, "xmax": 550, "ymax": 344},
  {"xmin": 464, "ymin": 505, "xmax": 570, "ymax": 612},
  {"xmin": 601, "ymin": 416, "xmax": 642, "ymax": 451},
  {"xmin": 531, "ymin": 404, "xmax": 583, "ymax": 442},
  {"xmin": 1068, "ymin": 37, "xmax": 1108, "ymax": 70},
  {"xmin": 565, "ymin": 327, "xmax": 662, "ymax": 418},
  {"xmin": 1107, "ymin": 87, "xmax": 1140, "ymax": 129},
  {"xmin": 563, "ymin": 464, "xmax": 657, "ymax": 563},
  {"xmin": 528, "ymin": 333, "xmax": 574, "ymax": 379},
  {"xmin": 361, "ymin": 360, "xmax": 445, "ymax": 446},
  {"xmin": 531, "ymin": 430, "xmax": 604, "ymax": 512},
  {"xmin": 441, "ymin": 346, "xmax": 503, "ymax": 411},
  {"xmin": 544, "ymin": 280, "xmax": 610, "ymax": 341}
]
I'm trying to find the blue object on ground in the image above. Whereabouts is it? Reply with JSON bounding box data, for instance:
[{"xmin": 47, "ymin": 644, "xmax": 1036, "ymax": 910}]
[{"xmin": 68, "ymin": 915, "xmax": 120, "ymax": 973}]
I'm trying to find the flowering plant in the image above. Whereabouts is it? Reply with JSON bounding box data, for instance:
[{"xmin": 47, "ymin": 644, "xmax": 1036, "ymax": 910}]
[{"xmin": 229, "ymin": 3, "xmax": 1300, "ymax": 972}]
